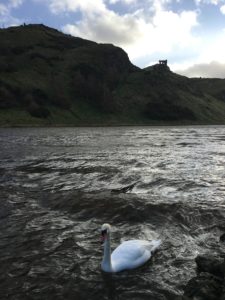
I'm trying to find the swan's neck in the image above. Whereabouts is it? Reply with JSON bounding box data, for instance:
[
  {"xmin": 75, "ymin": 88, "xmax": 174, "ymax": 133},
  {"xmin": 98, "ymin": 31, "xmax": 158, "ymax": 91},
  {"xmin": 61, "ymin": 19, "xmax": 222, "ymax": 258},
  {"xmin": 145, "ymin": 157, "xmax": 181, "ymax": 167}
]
[{"xmin": 101, "ymin": 233, "xmax": 113, "ymax": 272}]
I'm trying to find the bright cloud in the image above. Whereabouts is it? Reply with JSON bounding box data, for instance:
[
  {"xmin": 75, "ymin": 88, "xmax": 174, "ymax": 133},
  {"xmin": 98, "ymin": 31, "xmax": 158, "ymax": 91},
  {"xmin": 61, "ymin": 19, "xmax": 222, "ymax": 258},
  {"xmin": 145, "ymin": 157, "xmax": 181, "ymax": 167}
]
[
  {"xmin": 63, "ymin": 11, "xmax": 144, "ymax": 45},
  {"xmin": 201, "ymin": 34, "xmax": 225, "ymax": 64},
  {"xmin": 174, "ymin": 61, "xmax": 225, "ymax": 78},
  {"xmin": 61, "ymin": 0, "xmax": 199, "ymax": 67},
  {"xmin": 128, "ymin": 10, "xmax": 199, "ymax": 63},
  {"xmin": 172, "ymin": 29, "xmax": 225, "ymax": 77},
  {"xmin": 220, "ymin": 4, "xmax": 225, "ymax": 13}
]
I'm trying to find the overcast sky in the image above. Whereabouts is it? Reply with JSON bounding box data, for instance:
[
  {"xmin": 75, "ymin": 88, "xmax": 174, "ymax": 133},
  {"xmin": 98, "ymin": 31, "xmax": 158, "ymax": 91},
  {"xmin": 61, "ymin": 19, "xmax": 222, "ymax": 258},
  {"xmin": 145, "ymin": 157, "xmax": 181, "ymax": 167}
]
[{"xmin": 1, "ymin": 0, "xmax": 225, "ymax": 78}]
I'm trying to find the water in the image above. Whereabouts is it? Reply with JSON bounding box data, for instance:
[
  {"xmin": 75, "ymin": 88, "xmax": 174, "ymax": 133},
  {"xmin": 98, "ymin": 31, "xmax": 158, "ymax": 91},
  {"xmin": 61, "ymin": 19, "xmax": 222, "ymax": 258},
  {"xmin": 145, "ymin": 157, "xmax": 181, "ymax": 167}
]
[{"xmin": 1, "ymin": 126, "xmax": 225, "ymax": 300}]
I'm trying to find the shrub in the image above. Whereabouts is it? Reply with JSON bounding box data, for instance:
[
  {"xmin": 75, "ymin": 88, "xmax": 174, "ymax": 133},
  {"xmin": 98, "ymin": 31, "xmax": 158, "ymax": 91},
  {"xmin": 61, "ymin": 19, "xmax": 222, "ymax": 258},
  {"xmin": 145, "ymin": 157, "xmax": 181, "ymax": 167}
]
[
  {"xmin": 27, "ymin": 101, "xmax": 50, "ymax": 118},
  {"xmin": 145, "ymin": 102, "xmax": 196, "ymax": 121}
]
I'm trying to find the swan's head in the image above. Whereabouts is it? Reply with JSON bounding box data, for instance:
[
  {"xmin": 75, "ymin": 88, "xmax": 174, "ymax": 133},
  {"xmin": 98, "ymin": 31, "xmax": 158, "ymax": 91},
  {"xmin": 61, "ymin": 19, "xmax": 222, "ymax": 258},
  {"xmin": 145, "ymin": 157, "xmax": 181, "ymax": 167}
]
[{"xmin": 101, "ymin": 223, "xmax": 111, "ymax": 244}]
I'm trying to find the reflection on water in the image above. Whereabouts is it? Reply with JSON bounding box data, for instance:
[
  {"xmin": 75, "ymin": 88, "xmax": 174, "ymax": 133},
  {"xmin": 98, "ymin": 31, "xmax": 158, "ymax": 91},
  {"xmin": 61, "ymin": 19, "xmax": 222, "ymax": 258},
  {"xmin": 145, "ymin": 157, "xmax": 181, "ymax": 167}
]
[{"xmin": 0, "ymin": 126, "xmax": 225, "ymax": 299}]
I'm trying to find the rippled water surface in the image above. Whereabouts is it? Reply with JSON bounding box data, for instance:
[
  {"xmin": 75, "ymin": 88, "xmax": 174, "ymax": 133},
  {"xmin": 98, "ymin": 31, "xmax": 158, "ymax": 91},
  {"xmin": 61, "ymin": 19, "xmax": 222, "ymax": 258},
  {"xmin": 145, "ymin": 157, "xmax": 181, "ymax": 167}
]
[{"xmin": 1, "ymin": 126, "xmax": 225, "ymax": 300}]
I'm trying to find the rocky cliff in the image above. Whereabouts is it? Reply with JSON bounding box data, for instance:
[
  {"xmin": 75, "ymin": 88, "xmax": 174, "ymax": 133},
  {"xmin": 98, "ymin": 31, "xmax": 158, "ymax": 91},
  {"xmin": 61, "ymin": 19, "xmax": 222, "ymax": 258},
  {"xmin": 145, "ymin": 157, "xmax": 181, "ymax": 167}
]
[{"xmin": 1, "ymin": 24, "xmax": 225, "ymax": 126}]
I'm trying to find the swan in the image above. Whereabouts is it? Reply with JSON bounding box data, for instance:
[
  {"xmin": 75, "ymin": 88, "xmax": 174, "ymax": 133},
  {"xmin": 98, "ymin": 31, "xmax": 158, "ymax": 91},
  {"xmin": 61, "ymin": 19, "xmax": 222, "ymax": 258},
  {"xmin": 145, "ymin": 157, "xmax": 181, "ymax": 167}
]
[{"xmin": 100, "ymin": 223, "xmax": 161, "ymax": 273}]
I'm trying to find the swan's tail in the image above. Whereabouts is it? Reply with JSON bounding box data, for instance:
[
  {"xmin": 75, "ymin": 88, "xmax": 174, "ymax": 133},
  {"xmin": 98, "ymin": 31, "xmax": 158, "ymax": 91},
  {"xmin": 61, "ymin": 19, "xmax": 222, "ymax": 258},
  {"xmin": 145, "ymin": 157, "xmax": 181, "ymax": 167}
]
[{"xmin": 150, "ymin": 239, "xmax": 161, "ymax": 253}]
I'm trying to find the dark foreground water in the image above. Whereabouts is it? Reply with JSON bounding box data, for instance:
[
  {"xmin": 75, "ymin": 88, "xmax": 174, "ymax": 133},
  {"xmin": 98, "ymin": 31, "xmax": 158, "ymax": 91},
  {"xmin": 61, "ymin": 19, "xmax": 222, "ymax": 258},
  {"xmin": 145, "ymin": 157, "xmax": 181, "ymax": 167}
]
[{"xmin": 1, "ymin": 126, "xmax": 225, "ymax": 300}]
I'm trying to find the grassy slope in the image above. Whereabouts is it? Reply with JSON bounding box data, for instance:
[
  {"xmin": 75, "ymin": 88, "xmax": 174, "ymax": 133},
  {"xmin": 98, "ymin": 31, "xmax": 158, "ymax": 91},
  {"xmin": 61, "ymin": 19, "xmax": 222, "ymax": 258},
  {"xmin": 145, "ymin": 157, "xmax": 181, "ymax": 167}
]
[
  {"xmin": 0, "ymin": 24, "xmax": 225, "ymax": 126},
  {"xmin": 115, "ymin": 66, "xmax": 225, "ymax": 124}
]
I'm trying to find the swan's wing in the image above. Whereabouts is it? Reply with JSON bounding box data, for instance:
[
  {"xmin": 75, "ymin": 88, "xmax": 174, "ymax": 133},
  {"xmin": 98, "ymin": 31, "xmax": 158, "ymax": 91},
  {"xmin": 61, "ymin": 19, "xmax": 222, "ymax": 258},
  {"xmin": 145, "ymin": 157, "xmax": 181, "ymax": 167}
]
[
  {"xmin": 112, "ymin": 240, "xmax": 146, "ymax": 261},
  {"xmin": 111, "ymin": 239, "xmax": 160, "ymax": 272},
  {"xmin": 113, "ymin": 239, "xmax": 161, "ymax": 255}
]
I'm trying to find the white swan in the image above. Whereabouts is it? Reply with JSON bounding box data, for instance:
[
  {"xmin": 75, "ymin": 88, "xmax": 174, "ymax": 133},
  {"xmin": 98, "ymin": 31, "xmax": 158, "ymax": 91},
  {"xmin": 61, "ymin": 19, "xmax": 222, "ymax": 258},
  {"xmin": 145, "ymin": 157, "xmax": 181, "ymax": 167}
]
[{"xmin": 100, "ymin": 223, "xmax": 161, "ymax": 273}]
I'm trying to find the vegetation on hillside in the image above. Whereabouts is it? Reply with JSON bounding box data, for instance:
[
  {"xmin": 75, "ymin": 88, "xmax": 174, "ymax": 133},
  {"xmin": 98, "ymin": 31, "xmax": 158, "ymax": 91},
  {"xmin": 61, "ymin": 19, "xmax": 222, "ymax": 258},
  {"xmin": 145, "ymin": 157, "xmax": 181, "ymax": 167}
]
[{"xmin": 0, "ymin": 24, "xmax": 225, "ymax": 126}]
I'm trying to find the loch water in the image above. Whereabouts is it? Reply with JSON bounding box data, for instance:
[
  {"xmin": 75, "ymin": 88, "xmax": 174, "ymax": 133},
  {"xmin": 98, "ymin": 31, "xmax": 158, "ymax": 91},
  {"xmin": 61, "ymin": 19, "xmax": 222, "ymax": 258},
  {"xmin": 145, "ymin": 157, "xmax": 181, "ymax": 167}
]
[{"xmin": 1, "ymin": 126, "xmax": 225, "ymax": 300}]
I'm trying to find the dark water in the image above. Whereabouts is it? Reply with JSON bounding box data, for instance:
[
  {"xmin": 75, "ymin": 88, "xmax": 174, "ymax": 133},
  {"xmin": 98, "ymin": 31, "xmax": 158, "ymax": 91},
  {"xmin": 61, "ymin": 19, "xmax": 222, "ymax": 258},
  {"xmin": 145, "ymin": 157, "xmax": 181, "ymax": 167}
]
[{"xmin": 1, "ymin": 126, "xmax": 225, "ymax": 300}]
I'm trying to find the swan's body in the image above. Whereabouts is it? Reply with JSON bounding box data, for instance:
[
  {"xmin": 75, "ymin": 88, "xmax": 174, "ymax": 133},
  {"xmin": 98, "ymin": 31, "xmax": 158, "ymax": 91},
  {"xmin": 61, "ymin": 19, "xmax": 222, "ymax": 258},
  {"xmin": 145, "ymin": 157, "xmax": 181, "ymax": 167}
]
[{"xmin": 101, "ymin": 224, "xmax": 161, "ymax": 273}]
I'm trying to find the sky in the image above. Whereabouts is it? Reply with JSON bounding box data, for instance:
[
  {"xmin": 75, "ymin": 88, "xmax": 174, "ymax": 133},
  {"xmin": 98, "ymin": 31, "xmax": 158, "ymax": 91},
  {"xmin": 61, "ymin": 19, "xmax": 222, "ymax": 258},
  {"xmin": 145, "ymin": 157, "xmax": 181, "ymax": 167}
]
[{"xmin": 1, "ymin": 0, "xmax": 225, "ymax": 78}]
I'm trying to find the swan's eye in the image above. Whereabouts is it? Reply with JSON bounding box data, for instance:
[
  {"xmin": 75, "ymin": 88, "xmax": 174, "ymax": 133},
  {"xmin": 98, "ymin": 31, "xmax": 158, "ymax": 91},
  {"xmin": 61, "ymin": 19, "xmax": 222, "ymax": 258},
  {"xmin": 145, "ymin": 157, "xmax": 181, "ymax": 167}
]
[{"xmin": 101, "ymin": 229, "xmax": 107, "ymax": 236}]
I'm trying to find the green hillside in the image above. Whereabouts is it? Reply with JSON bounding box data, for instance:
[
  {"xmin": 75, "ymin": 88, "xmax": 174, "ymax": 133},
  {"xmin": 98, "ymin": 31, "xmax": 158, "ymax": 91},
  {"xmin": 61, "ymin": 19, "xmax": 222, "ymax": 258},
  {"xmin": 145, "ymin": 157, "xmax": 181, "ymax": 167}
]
[{"xmin": 0, "ymin": 24, "xmax": 225, "ymax": 126}]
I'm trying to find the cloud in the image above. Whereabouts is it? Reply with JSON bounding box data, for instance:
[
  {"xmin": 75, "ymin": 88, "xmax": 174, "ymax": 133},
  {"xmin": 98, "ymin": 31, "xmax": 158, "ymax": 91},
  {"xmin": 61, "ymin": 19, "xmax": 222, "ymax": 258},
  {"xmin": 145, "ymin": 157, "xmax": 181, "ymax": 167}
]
[
  {"xmin": 175, "ymin": 61, "xmax": 225, "ymax": 78},
  {"xmin": 0, "ymin": 0, "xmax": 24, "ymax": 27},
  {"xmin": 195, "ymin": 0, "xmax": 225, "ymax": 4},
  {"xmin": 47, "ymin": 0, "xmax": 162, "ymax": 15},
  {"xmin": 60, "ymin": 0, "xmax": 199, "ymax": 66},
  {"xmin": 63, "ymin": 10, "xmax": 144, "ymax": 45},
  {"xmin": 127, "ymin": 10, "xmax": 199, "ymax": 65},
  {"xmin": 34, "ymin": 0, "xmax": 225, "ymax": 77},
  {"xmin": 39, "ymin": 0, "xmax": 106, "ymax": 15},
  {"xmin": 108, "ymin": 0, "xmax": 137, "ymax": 4},
  {"xmin": 220, "ymin": 4, "xmax": 225, "ymax": 13},
  {"xmin": 57, "ymin": 0, "xmax": 142, "ymax": 45},
  {"xmin": 9, "ymin": 0, "xmax": 24, "ymax": 8},
  {"xmin": 172, "ymin": 29, "xmax": 225, "ymax": 78},
  {"xmin": 0, "ymin": 4, "xmax": 9, "ymax": 16}
]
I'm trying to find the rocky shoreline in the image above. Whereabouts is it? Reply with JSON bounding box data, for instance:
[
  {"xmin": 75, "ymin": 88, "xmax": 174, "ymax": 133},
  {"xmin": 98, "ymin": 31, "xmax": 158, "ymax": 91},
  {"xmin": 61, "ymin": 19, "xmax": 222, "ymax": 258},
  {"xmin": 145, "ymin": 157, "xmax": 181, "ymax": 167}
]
[{"xmin": 177, "ymin": 235, "xmax": 225, "ymax": 300}]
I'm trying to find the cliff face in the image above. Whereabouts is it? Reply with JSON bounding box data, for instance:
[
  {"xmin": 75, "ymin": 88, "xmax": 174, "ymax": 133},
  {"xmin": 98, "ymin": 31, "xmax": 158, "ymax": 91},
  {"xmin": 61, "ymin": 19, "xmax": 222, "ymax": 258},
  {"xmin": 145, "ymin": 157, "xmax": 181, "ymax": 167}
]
[{"xmin": 0, "ymin": 24, "xmax": 225, "ymax": 126}]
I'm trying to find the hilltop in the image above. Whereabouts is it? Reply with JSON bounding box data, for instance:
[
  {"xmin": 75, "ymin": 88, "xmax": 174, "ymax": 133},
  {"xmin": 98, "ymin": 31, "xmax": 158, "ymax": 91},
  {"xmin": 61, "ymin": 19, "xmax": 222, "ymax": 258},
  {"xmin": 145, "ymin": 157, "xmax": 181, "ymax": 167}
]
[{"xmin": 1, "ymin": 24, "xmax": 225, "ymax": 126}]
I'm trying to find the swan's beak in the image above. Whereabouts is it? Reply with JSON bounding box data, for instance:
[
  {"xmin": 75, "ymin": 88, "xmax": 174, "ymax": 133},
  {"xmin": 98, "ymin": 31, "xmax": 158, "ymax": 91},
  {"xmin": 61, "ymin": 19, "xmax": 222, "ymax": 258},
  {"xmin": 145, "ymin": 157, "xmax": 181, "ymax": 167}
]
[{"xmin": 101, "ymin": 230, "xmax": 107, "ymax": 245}]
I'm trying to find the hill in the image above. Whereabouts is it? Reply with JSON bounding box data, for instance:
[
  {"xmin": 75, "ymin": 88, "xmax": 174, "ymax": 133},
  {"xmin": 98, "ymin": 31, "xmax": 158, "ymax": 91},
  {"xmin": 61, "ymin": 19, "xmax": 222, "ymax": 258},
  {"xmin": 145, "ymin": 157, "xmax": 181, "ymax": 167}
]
[{"xmin": 0, "ymin": 24, "xmax": 225, "ymax": 126}]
